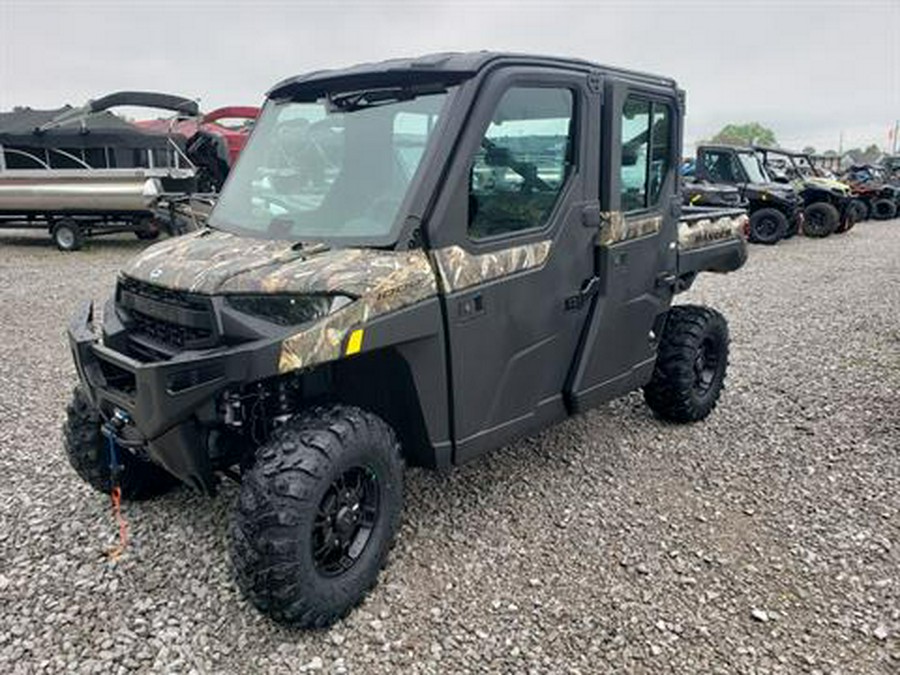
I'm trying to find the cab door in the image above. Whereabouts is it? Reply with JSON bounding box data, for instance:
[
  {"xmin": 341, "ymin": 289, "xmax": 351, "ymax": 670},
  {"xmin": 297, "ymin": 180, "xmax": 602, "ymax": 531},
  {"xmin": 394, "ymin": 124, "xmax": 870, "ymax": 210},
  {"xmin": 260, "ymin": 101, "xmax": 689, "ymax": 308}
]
[
  {"xmin": 426, "ymin": 68, "xmax": 601, "ymax": 464},
  {"xmin": 566, "ymin": 80, "xmax": 680, "ymax": 410}
]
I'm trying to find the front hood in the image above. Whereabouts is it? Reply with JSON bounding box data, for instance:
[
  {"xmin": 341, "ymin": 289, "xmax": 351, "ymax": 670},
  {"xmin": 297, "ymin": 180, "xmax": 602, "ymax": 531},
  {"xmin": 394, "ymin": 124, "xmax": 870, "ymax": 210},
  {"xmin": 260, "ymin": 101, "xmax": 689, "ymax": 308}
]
[
  {"xmin": 124, "ymin": 229, "xmax": 438, "ymax": 375},
  {"xmin": 122, "ymin": 229, "xmax": 435, "ymax": 299},
  {"xmin": 745, "ymin": 182, "xmax": 797, "ymax": 201},
  {"xmin": 802, "ymin": 177, "xmax": 852, "ymax": 195}
]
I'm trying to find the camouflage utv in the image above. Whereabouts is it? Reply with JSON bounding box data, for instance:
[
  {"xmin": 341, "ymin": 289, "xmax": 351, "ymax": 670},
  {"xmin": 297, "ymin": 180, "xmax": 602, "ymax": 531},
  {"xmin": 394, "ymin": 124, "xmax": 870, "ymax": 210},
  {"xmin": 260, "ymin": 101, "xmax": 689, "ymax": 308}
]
[{"xmin": 65, "ymin": 53, "xmax": 748, "ymax": 627}]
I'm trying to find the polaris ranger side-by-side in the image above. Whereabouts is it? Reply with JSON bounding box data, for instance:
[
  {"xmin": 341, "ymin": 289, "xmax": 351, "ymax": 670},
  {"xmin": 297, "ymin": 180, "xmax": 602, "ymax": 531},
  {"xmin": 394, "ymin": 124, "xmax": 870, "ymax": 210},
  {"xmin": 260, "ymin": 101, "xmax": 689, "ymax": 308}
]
[
  {"xmin": 842, "ymin": 164, "xmax": 900, "ymax": 221},
  {"xmin": 754, "ymin": 146, "xmax": 859, "ymax": 235},
  {"xmin": 65, "ymin": 53, "xmax": 747, "ymax": 627},
  {"xmin": 694, "ymin": 144, "xmax": 803, "ymax": 244}
]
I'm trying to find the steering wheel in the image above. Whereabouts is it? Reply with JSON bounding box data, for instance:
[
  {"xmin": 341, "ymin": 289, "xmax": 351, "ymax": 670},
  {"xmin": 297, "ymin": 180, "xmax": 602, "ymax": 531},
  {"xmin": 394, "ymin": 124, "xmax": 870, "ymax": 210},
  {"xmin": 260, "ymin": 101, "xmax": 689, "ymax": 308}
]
[{"xmin": 480, "ymin": 138, "xmax": 550, "ymax": 194}]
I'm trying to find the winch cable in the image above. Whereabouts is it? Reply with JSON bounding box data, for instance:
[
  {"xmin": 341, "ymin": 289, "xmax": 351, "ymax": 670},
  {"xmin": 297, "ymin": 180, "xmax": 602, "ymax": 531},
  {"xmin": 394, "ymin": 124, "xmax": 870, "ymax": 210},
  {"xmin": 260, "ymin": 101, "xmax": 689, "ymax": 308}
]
[{"xmin": 104, "ymin": 430, "xmax": 129, "ymax": 562}]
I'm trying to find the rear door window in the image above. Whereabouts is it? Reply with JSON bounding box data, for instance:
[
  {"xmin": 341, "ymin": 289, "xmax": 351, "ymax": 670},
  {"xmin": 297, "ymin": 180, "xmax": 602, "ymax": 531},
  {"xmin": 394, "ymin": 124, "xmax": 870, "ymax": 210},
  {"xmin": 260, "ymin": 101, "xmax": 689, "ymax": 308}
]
[{"xmin": 619, "ymin": 97, "xmax": 672, "ymax": 211}]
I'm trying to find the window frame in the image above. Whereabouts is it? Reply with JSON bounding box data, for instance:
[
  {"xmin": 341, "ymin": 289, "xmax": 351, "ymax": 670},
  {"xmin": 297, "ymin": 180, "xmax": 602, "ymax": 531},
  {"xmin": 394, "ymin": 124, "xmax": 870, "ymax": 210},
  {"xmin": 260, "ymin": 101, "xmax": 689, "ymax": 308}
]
[{"xmin": 700, "ymin": 147, "xmax": 750, "ymax": 185}]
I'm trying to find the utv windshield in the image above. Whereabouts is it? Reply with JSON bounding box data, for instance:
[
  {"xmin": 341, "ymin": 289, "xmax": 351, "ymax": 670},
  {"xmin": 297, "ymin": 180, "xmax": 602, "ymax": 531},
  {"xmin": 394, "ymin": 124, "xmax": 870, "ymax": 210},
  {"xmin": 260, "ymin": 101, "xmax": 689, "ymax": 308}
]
[
  {"xmin": 210, "ymin": 88, "xmax": 452, "ymax": 244},
  {"xmin": 792, "ymin": 155, "xmax": 819, "ymax": 178},
  {"xmin": 737, "ymin": 151, "xmax": 769, "ymax": 183}
]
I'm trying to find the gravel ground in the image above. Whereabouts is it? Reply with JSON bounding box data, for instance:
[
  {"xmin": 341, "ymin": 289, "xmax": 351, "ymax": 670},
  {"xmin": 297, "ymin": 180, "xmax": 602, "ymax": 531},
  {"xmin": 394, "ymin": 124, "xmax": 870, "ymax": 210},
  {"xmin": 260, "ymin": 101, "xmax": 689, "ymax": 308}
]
[{"xmin": 0, "ymin": 222, "xmax": 898, "ymax": 674}]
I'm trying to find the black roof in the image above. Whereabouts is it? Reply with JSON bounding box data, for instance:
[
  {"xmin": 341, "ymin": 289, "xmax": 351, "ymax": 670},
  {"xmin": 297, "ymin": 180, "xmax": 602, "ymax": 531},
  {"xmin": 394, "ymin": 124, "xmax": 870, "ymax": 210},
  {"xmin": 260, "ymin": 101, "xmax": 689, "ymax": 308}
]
[
  {"xmin": 0, "ymin": 91, "xmax": 197, "ymax": 150},
  {"xmin": 84, "ymin": 92, "xmax": 198, "ymax": 116},
  {"xmin": 698, "ymin": 143, "xmax": 756, "ymax": 153},
  {"xmin": 754, "ymin": 146, "xmax": 809, "ymax": 158},
  {"xmin": 269, "ymin": 51, "xmax": 676, "ymax": 99}
]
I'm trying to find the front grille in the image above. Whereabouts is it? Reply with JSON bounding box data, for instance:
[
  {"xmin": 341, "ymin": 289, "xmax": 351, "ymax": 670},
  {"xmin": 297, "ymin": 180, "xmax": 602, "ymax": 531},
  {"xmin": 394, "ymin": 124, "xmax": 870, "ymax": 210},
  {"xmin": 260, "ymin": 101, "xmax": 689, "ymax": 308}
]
[
  {"xmin": 118, "ymin": 276, "xmax": 208, "ymax": 312},
  {"xmin": 117, "ymin": 277, "xmax": 218, "ymax": 354},
  {"xmin": 130, "ymin": 309, "xmax": 213, "ymax": 349}
]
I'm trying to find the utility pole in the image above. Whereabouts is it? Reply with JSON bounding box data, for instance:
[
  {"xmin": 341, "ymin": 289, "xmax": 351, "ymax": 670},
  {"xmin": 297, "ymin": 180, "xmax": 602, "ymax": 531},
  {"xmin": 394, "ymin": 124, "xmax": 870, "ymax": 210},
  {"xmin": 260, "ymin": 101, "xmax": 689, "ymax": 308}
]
[{"xmin": 838, "ymin": 130, "xmax": 844, "ymax": 168}]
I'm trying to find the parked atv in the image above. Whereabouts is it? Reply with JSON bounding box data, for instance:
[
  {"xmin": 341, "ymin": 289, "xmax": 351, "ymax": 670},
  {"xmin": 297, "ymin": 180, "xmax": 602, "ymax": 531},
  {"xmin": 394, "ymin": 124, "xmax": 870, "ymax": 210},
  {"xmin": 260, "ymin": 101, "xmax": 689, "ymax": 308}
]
[
  {"xmin": 842, "ymin": 164, "xmax": 900, "ymax": 220},
  {"xmin": 65, "ymin": 52, "xmax": 748, "ymax": 628},
  {"xmin": 881, "ymin": 155, "xmax": 900, "ymax": 183},
  {"xmin": 694, "ymin": 144, "xmax": 803, "ymax": 244},
  {"xmin": 755, "ymin": 147, "xmax": 859, "ymax": 234}
]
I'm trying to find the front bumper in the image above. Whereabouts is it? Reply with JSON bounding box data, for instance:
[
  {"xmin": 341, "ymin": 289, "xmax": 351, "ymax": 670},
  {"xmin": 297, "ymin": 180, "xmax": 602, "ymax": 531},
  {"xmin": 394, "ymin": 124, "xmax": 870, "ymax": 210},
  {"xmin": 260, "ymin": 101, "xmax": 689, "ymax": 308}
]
[{"xmin": 68, "ymin": 300, "xmax": 281, "ymax": 492}]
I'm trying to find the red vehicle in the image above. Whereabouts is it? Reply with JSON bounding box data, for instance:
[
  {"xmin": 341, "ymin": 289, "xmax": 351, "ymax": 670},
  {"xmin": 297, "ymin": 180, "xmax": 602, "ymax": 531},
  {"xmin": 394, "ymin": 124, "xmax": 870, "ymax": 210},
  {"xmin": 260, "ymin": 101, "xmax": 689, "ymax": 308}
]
[{"xmin": 137, "ymin": 106, "xmax": 259, "ymax": 191}]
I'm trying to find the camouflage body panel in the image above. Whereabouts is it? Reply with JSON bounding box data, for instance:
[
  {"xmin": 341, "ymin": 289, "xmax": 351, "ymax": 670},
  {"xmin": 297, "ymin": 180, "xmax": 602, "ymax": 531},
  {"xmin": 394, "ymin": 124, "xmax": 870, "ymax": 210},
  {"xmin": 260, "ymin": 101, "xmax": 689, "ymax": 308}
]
[
  {"xmin": 431, "ymin": 240, "xmax": 552, "ymax": 292},
  {"xmin": 677, "ymin": 213, "xmax": 748, "ymax": 251},
  {"xmin": 598, "ymin": 212, "xmax": 662, "ymax": 245},
  {"xmin": 276, "ymin": 250, "xmax": 436, "ymax": 372},
  {"xmin": 123, "ymin": 229, "xmax": 305, "ymax": 294},
  {"xmin": 122, "ymin": 229, "xmax": 437, "ymax": 374},
  {"xmin": 123, "ymin": 229, "xmax": 434, "ymax": 299}
]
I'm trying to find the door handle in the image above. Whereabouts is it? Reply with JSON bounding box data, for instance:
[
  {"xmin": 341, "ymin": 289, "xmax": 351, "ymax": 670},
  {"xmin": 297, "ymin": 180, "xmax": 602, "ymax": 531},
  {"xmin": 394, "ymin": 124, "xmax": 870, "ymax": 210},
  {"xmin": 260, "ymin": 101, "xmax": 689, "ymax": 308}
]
[{"xmin": 565, "ymin": 276, "xmax": 601, "ymax": 311}]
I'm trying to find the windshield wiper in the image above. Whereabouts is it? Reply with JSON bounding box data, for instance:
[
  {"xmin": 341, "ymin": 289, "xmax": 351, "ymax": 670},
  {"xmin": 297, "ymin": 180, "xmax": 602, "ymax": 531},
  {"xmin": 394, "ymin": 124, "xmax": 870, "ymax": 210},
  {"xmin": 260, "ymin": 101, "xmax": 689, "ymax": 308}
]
[{"xmin": 327, "ymin": 83, "xmax": 447, "ymax": 112}]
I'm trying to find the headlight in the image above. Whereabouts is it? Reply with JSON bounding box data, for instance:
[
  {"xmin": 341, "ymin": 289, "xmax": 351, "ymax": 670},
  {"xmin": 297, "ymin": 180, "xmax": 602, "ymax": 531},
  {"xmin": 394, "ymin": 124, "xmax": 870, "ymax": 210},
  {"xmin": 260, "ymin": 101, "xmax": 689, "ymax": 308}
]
[{"xmin": 225, "ymin": 294, "xmax": 352, "ymax": 326}]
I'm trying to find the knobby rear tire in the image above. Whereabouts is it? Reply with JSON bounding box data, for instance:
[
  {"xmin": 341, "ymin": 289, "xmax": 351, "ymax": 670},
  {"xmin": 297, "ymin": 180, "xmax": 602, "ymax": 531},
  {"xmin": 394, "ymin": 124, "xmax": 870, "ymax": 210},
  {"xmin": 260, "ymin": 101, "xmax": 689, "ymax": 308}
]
[
  {"xmin": 643, "ymin": 305, "xmax": 730, "ymax": 423},
  {"xmin": 871, "ymin": 199, "xmax": 897, "ymax": 220}
]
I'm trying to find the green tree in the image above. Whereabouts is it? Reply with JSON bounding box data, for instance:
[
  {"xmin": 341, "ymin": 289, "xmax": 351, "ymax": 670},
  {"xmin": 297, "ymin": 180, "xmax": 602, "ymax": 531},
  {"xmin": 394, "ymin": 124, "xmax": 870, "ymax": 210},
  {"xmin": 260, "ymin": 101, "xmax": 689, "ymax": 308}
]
[
  {"xmin": 709, "ymin": 122, "xmax": 778, "ymax": 147},
  {"xmin": 845, "ymin": 145, "xmax": 882, "ymax": 164},
  {"xmin": 862, "ymin": 144, "xmax": 882, "ymax": 163}
]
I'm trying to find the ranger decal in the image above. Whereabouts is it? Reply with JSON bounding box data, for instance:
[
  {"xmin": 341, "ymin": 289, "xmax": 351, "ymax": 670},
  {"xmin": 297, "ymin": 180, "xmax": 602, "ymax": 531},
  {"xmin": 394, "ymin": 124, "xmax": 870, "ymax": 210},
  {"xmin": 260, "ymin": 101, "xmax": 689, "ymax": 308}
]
[{"xmin": 678, "ymin": 214, "xmax": 748, "ymax": 251}]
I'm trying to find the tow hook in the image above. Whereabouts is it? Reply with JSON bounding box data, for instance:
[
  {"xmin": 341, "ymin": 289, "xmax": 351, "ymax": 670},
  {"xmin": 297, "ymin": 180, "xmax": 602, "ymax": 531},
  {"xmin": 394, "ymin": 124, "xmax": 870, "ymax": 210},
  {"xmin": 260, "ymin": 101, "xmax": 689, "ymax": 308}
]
[
  {"xmin": 102, "ymin": 409, "xmax": 131, "ymax": 482},
  {"xmin": 101, "ymin": 408, "xmax": 131, "ymax": 562}
]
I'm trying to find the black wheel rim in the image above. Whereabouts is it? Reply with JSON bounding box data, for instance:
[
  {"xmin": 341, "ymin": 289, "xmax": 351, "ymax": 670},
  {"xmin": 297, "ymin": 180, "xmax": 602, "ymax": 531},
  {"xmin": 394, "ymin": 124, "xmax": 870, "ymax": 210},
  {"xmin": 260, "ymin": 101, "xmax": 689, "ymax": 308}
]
[
  {"xmin": 312, "ymin": 466, "xmax": 379, "ymax": 576},
  {"xmin": 806, "ymin": 209, "xmax": 826, "ymax": 233},
  {"xmin": 693, "ymin": 337, "xmax": 721, "ymax": 397},
  {"xmin": 755, "ymin": 216, "xmax": 779, "ymax": 239}
]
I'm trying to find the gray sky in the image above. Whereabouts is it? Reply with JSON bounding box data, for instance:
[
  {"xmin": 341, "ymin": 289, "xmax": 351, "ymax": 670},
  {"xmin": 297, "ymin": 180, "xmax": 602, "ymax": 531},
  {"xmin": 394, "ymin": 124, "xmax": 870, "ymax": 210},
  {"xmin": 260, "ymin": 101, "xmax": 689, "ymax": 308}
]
[{"xmin": 1, "ymin": 0, "xmax": 897, "ymax": 153}]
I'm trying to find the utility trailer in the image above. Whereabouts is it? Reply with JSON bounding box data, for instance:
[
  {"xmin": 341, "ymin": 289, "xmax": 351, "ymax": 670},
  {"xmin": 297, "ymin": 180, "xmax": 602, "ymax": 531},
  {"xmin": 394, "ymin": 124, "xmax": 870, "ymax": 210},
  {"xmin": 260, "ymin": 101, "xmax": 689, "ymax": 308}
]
[{"xmin": 0, "ymin": 92, "xmax": 200, "ymax": 250}]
